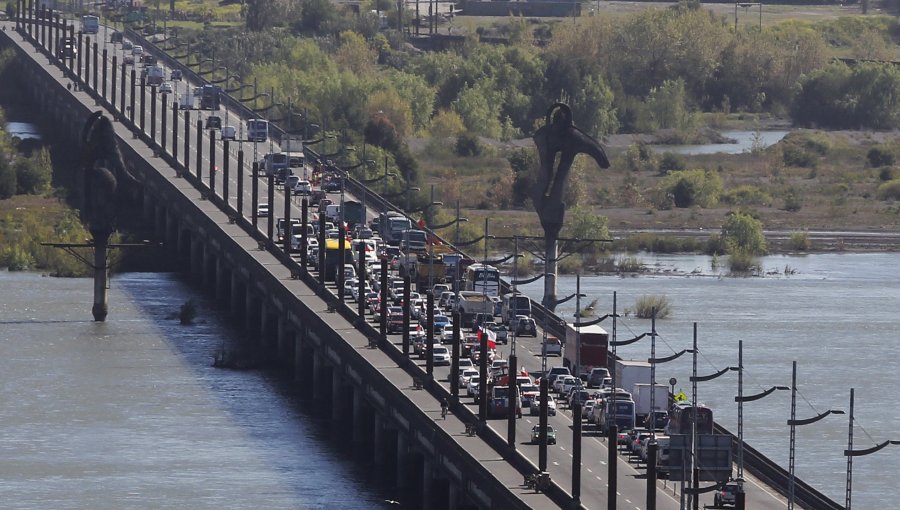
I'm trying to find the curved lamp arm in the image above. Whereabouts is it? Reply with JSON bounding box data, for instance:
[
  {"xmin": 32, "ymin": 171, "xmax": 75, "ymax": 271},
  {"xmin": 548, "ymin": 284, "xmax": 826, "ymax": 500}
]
[{"xmin": 788, "ymin": 409, "xmax": 844, "ymax": 427}]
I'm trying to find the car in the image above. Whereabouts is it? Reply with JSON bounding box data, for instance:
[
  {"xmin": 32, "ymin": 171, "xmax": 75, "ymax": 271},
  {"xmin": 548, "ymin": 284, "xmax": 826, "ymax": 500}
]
[
  {"xmin": 110, "ymin": 31, "xmax": 123, "ymax": 43},
  {"xmin": 542, "ymin": 335, "xmax": 562, "ymax": 356},
  {"xmin": 131, "ymin": 44, "xmax": 143, "ymax": 56},
  {"xmin": 471, "ymin": 312, "xmax": 494, "ymax": 332},
  {"xmin": 123, "ymin": 54, "xmax": 135, "ymax": 65},
  {"xmin": 519, "ymin": 383, "xmax": 539, "ymax": 408},
  {"xmin": 141, "ymin": 54, "xmax": 156, "ymax": 65},
  {"xmin": 122, "ymin": 40, "xmax": 133, "ymax": 50},
  {"xmin": 257, "ymin": 203, "xmax": 270, "ymax": 217},
  {"xmin": 387, "ymin": 306, "xmax": 404, "ymax": 334},
  {"xmin": 439, "ymin": 324, "xmax": 454, "ymax": 344},
  {"xmin": 546, "ymin": 366, "xmax": 571, "ymax": 387},
  {"xmin": 582, "ymin": 399, "xmax": 596, "ymax": 419},
  {"xmin": 487, "ymin": 323, "xmax": 509, "ymax": 344},
  {"xmin": 530, "ymin": 396, "xmax": 557, "ymax": 416},
  {"xmin": 432, "ymin": 345, "xmax": 451, "ymax": 366},
  {"xmin": 438, "ymin": 291, "xmax": 455, "ymax": 309},
  {"xmin": 531, "ymin": 425, "xmax": 556, "ymax": 445},
  {"xmin": 555, "ymin": 375, "xmax": 578, "ymax": 394},
  {"xmin": 433, "ymin": 314, "xmax": 451, "ymax": 331},
  {"xmin": 158, "ymin": 82, "xmax": 173, "ymax": 94},
  {"xmin": 459, "ymin": 368, "xmax": 479, "ymax": 388},
  {"xmin": 714, "ymin": 480, "xmax": 739, "ymax": 507},
  {"xmin": 170, "ymin": 69, "xmax": 182, "ymax": 81},
  {"xmin": 294, "ymin": 180, "xmax": 312, "ymax": 196},
  {"xmin": 205, "ymin": 115, "xmax": 222, "ymax": 130},
  {"xmin": 466, "ymin": 375, "xmax": 481, "ymax": 398},
  {"xmin": 514, "ymin": 317, "xmax": 537, "ymax": 337},
  {"xmin": 588, "ymin": 367, "xmax": 611, "ymax": 388},
  {"xmin": 458, "ymin": 358, "xmax": 474, "ymax": 371}
]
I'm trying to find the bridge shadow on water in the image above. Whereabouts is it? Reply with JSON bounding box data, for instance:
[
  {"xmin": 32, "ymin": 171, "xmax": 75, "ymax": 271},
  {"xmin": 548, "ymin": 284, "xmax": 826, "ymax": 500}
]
[{"xmin": 116, "ymin": 271, "xmax": 399, "ymax": 509}]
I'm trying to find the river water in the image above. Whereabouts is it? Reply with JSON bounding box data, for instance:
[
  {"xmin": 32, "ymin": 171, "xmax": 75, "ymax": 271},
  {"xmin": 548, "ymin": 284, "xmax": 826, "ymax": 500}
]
[
  {"xmin": 517, "ymin": 252, "xmax": 900, "ymax": 508},
  {"xmin": 0, "ymin": 271, "xmax": 391, "ymax": 510},
  {"xmin": 651, "ymin": 130, "xmax": 790, "ymax": 155}
]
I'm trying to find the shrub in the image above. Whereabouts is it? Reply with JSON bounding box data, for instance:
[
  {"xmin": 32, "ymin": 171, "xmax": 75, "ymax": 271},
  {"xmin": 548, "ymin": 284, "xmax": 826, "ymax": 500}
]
[
  {"xmin": 727, "ymin": 248, "xmax": 761, "ymax": 275},
  {"xmin": 617, "ymin": 256, "xmax": 645, "ymax": 272},
  {"xmin": 782, "ymin": 145, "xmax": 817, "ymax": 168},
  {"xmin": 879, "ymin": 167, "xmax": 895, "ymax": 182},
  {"xmin": 789, "ymin": 231, "xmax": 812, "ymax": 251},
  {"xmin": 658, "ymin": 152, "xmax": 687, "ymax": 175},
  {"xmin": 455, "ymin": 133, "xmax": 483, "ymax": 157},
  {"xmin": 876, "ymin": 179, "xmax": 900, "ymax": 200},
  {"xmin": 783, "ymin": 191, "xmax": 802, "ymax": 212},
  {"xmin": 659, "ymin": 169, "xmax": 722, "ymax": 208},
  {"xmin": 0, "ymin": 245, "xmax": 35, "ymax": 271},
  {"xmin": 868, "ymin": 146, "xmax": 896, "ymax": 168},
  {"xmin": 722, "ymin": 211, "xmax": 767, "ymax": 255},
  {"xmin": 634, "ymin": 295, "xmax": 672, "ymax": 319},
  {"xmin": 721, "ymin": 185, "xmax": 772, "ymax": 206},
  {"xmin": 179, "ymin": 299, "xmax": 198, "ymax": 325}
]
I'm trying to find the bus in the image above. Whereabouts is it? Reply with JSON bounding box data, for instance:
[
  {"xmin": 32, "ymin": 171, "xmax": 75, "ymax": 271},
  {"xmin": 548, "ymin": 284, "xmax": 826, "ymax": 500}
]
[
  {"xmin": 247, "ymin": 119, "xmax": 268, "ymax": 143},
  {"xmin": 465, "ymin": 263, "xmax": 500, "ymax": 297},
  {"xmin": 665, "ymin": 402, "xmax": 714, "ymax": 435},
  {"xmin": 501, "ymin": 292, "xmax": 532, "ymax": 324},
  {"xmin": 82, "ymin": 15, "xmax": 99, "ymax": 34}
]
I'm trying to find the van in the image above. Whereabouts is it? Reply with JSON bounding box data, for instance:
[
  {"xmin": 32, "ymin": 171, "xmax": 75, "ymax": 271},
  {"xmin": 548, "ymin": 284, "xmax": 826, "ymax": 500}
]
[
  {"xmin": 264, "ymin": 152, "xmax": 288, "ymax": 178},
  {"xmin": 221, "ymin": 126, "xmax": 236, "ymax": 140}
]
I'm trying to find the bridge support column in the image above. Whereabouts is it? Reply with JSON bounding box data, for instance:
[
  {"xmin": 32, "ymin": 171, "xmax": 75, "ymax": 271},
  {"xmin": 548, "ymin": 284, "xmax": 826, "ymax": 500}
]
[
  {"xmin": 396, "ymin": 432, "xmax": 410, "ymax": 491},
  {"xmin": 245, "ymin": 289, "xmax": 259, "ymax": 336},
  {"xmin": 293, "ymin": 331, "xmax": 305, "ymax": 384},
  {"xmin": 189, "ymin": 236, "xmax": 203, "ymax": 284},
  {"xmin": 331, "ymin": 369, "xmax": 345, "ymax": 422},
  {"xmin": 373, "ymin": 414, "xmax": 386, "ymax": 467},
  {"xmin": 259, "ymin": 300, "xmax": 271, "ymax": 344},
  {"xmin": 230, "ymin": 272, "xmax": 243, "ymax": 321},
  {"xmin": 276, "ymin": 317, "xmax": 289, "ymax": 362},
  {"xmin": 448, "ymin": 482, "xmax": 460, "ymax": 510},
  {"xmin": 422, "ymin": 457, "xmax": 435, "ymax": 510},
  {"xmin": 214, "ymin": 257, "xmax": 227, "ymax": 305},
  {"xmin": 312, "ymin": 352, "xmax": 326, "ymax": 403},
  {"xmin": 201, "ymin": 249, "xmax": 214, "ymax": 291},
  {"xmin": 352, "ymin": 389, "xmax": 366, "ymax": 447}
]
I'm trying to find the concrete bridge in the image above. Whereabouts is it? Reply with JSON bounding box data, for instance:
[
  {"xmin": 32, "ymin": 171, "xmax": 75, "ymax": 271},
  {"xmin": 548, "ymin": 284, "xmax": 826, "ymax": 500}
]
[{"xmin": 3, "ymin": 8, "xmax": 846, "ymax": 510}]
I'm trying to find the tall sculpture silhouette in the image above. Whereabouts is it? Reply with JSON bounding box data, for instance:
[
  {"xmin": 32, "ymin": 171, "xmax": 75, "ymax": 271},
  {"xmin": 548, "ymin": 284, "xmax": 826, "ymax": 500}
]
[
  {"xmin": 80, "ymin": 111, "xmax": 141, "ymax": 321},
  {"xmin": 532, "ymin": 103, "xmax": 610, "ymax": 311}
]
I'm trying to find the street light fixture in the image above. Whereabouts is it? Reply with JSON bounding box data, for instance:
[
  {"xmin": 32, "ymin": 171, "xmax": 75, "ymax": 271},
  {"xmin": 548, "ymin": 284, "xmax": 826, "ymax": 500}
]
[{"xmin": 787, "ymin": 360, "xmax": 844, "ymax": 510}]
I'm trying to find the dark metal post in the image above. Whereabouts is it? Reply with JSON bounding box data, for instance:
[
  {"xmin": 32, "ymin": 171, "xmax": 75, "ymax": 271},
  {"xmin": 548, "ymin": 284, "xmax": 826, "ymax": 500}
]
[
  {"xmin": 251, "ymin": 162, "xmax": 259, "ymax": 228},
  {"xmin": 539, "ymin": 378, "xmax": 549, "ymax": 471},
  {"xmin": 358, "ymin": 243, "xmax": 366, "ymax": 318},
  {"xmin": 380, "ymin": 259, "xmax": 388, "ymax": 342},
  {"xmin": 92, "ymin": 41, "xmax": 98, "ymax": 93},
  {"xmin": 237, "ymin": 150, "xmax": 244, "ymax": 216},
  {"xmin": 161, "ymin": 94, "xmax": 167, "ymax": 153},
  {"xmin": 402, "ymin": 276, "xmax": 411, "ymax": 355},
  {"xmin": 83, "ymin": 37, "xmax": 90, "ymax": 88},
  {"xmin": 507, "ymin": 354, "xmax": 518, "ymax": 449},
  {"xmin": 300, "ymin": 197, "xmax": 308, "ymax": 267},
  {"xmin": 479, "ymin": 329, "xmax": 488, "ymax": 421},
  {"xmin": 283, "ymin": 181, "xmax": 291, "ymax": 254},
  {"xmin": 209, "ymin": 129, "xmax": 216, "ymax": 194},
  {"xmin": 150, "ymin": 85, "xmax": 157, "ymax": 144},
  {"xmin": 266, "ymin": 174, "xmax": 275, "ymax": 244},
  {"xmin": 184, "ymin": 111, "xmax": 191, "ymax": 174},
  {"xmin": 317, "ymin": 212, "xmax": 326, "ymax": 281},
  {"xmin": 110, "ymin": 55, "xmax": 117, "ymax": 107},
  {"xmin": 76, "ymin": 31, "xmax": 82, "ymax": 80},
  {"xmin": 426, "ymin": 292, "xmax": 434, "ymax": 376},
  {"xmin": 172, "ymin": 101, "xmax": 178, "ymax": 163},
  {"xmin": 573, "ymin": 400, "xmax": 582, "ymax": 506},
  {"xmin": 101, "ymin": 49, "xmax": 107, "ymax": 101},
  {"xmin": 609, "ymin": 422, "xmax": 619, "ymax": 510},
  {"xmin": 139, "ymin": 74, "xmax": 146, "ymax": 134},
  {"xmin": 223, "ymin": 140, "xmax": 230, "ymax": 203},
  {"xmin": 196, "ymin": 119, "xmax": 203, "ymax": 182},
  {"xmin": 451, "ymin": 311, "xmax": 460, "ymax": 400},
  {"xmin": 646, "ymin": 441, "xmax": 658, "ymax": 510},
  {"xmin": 129, "ymin": 68, "xmax": 136, "ymax": 126},
  {"xmin": 337, "ymin": 224, "xmax": 346, "ymax": 301},
  {"xmin": 119, "ymin": 62, "xmax": 126, "ymax": 116}
]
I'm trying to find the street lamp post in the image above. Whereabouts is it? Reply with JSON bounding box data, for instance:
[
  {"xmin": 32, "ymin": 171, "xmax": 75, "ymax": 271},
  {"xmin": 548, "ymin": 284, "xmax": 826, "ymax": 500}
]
[
  {"xmin": 843, "ymin": 388, "xmax": 900, "ymax": 509},
  {"xmin": 787, "ymin": 360, "xmax": 844, "ymax": 510}
]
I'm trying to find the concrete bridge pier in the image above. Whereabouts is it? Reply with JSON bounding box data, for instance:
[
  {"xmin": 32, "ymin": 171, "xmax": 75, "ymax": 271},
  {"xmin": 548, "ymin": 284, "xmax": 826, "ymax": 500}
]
[
  {"xmin": 244, "ymin": 289, "xmax": 260, "ymax": 336},
  {"xmin": 189, "ymin": 236, "xmax": 203, "ymax": 285},
  {"xmin": 396, "ymin": 432, "xmax": 411, "ymax": 493},
  {"xmin": 229, "ymin": 272, "xmax": 244, "ymax": 324},
  {"xmin": 214, "ymin": 257, "xmax": 229, "ymax": 306},
  {"xmin": 312, "ymin": 352, "xmax": 330, "ymax": 405},
  {"xmin": 422, "ymin": 456, "xmax": 435, "ymax": 510},
  {"xmin": 201, "ymin": 248, "xmax": 215, "ymax": 292},
  {"xmin": 372, "ymin": 414, "xmax": 386, "ymax": 467}
]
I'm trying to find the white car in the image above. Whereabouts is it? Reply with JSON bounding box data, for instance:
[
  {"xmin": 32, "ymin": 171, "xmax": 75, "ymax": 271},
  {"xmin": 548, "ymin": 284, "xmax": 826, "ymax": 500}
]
[
  {"xmin": 467, "ymin": 375, "xmax": 481, "ymax": 398},
  {"xmin": 158, "ymin": 81, "xmax": 173, "ymax": 94},
  {"xmin": 432, "ymin": 345, "xmax": 451, "ymax": 366},
  {"xmin": 257, "ymin": 203, "xmax": 269, "ymax": 217},
  {"xmin": 554, "ymin": 375, "xmax": 576, "ymax": 394},
  {"xmin": 131, "ymin": 44, "xmax": 143, "ymax": 56},
  {"xmin": 458, "ymin": 358, "xmax": 474, "ymax": 371},
  {"xmin": 459, "ymin": 368, "xmax": 479, "ymax": 388},
  {"xmin": 530, "ymin": 396, "xmax": 557, "ymax": 416},
  {"xmin": 439, "ymin": 324, "xmax": 454, "ymax": 344},
  {"xmin": 561, "ymin": 377, "xmax": 582, "ymax": 397}
]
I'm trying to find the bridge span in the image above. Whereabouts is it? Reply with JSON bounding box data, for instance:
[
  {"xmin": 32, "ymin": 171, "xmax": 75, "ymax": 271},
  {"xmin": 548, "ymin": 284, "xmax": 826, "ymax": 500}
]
[{"xmin": 3, "ymin": 9, "xmax": 845, "ymax": 510}]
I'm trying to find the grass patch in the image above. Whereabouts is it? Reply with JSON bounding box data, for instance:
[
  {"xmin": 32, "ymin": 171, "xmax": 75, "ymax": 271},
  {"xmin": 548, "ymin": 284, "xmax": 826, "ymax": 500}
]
[{"xmin": 633, "ymin": 295, "xmax": 672, "ymax": 319}]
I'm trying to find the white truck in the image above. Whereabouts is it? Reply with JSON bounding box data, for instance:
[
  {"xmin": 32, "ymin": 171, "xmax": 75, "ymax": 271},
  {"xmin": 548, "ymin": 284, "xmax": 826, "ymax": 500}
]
[
  {"xmin": 146, "ymin": 65, "xmax": 164, "ymax": 86},
  {"xmin": 615, "ymin": 359, "xmax": 652, "ymax": 398},
  {"xmin": 632, "ymin": 383, "xmax": 669, "ymax": 426},
  {"xmin": 457, "ymin": 291, "xmax": 494, "ymax": 327}
]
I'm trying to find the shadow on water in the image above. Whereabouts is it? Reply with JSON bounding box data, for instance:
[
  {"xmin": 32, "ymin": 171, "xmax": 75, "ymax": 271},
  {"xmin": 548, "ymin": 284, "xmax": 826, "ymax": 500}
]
[{"xmin": 117, "ymin": 272, "xmax": 398, "ymax": 509}]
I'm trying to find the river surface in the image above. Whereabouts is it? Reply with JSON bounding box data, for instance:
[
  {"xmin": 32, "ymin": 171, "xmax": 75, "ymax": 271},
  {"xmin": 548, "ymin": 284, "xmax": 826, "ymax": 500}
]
[
  {"xmin": 0, "ymin": 271, "xmax": 391, "ymax": 510},
  {"xmin": 517, "ymin": 252, "xmax": 900, "ymax": 508},
  {"xmin": 4, "ymin": 121, "xmax": 42, "ymax": 140},
  {"xmin": 651, "ymin": 130, "xmax": 790, "ymax": 155}
]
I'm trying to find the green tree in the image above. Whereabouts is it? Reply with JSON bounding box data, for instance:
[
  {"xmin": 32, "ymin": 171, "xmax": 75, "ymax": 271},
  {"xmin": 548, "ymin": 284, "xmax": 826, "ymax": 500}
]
[
  {"xmin": 296, "ymin": 0, "xmax": 339, "ymax": 36},
  {"xmin": 243, "ymin": 0, "xmax": 282, "ymax": 32},
  {"xmin": 562, "ymin": 205, "xmax": 610, "ymax": 257},
  {"xmin": 721, "ymin": 211, "xmax": 767, "ymax": 256},
  {"xmin": 16, "ymin": 148, "xmax": 51, "ymax": 195},
  {"xmin": 508, "ymin": 147, "xmax": 536, "ymax": 207}
]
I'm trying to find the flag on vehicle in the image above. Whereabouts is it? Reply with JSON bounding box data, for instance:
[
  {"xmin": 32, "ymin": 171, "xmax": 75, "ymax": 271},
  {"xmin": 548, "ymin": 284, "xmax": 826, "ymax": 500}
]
[{"xmin": 477, "ymin": 326, "xmax": 497, "ymax": 350}]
